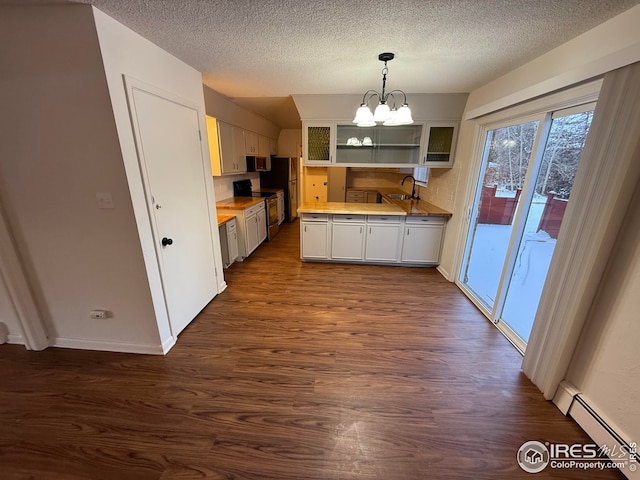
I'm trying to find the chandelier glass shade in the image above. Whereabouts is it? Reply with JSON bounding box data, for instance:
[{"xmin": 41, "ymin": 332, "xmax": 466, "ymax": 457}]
[{"xmin": 353, "ymin": 52, "xmax": 413, "ymax": 127}]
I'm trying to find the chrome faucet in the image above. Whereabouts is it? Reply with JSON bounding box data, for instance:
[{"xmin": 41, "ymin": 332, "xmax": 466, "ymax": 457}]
[{"xmin": 401, "ymin": 175, "xmax": 418, "ymax": 199}]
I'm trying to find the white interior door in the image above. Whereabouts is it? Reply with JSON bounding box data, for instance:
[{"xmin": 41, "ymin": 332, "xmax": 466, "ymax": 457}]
[{"xmin": 129, "ymin": 84, "xmax": 217, "ymax": 336}]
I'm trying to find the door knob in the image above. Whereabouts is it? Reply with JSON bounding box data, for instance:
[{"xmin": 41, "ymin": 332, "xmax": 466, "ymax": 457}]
[{"xmin": 161, "ymin": 237, "xmax": 173, "ymax": 246}]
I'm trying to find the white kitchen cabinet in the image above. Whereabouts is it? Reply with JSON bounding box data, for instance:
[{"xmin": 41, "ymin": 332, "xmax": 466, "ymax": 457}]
[
  {"xmin": 420, "ymin": 123, "xmax": 458, "ymax": 168},
  {"xmin": 209, "ymin": 118, "xmax": 246, "ymax": 175},
  {"xmin": 336, "ymin": 124, "xmax": 423, "ymax": 167},
  {"xmin": 299, "ymin": 212, "xmax": 447, "ymax": 265},
  {"xmin": 303, "ymin": 123, "xmax": 335, "ymax": 165},
  {"xmin": 219, "ymin": 218, "xmax": 239, "ymax": 268},
  {"xmin": 223, "ymin": 201, "xmax": 266, "ymax": 259},
  {"xmin": 300, "ymin": 213, "xmax": 330, "ymax": 259},
  {"xmin": 258, "ymin": 135, "xmax": 271, "ymax": 158},
  {"xmin": 331, "ymin": 215, "xmax": 365, "ymax": 260},
  {"xmin": 245, "ymin": 201, "xmax": 267, "ymax": 256},
  {"xmin": 269, "ymin": 137, "xmax": 279, "ymax": 156},
  {"xmin": 346, "ymin": 189, "xmax": 364, "ymax": 203},
  {"xmin": 245, "ymin": 130, "xmax": 259, "ymax": 155},
  {"xmin": 244, "ymin": 212, "xmax": 259, "ymax": 255},
  {"xmin": 256, "ymin": 207, "xmax": 267, "ymax": 245},
  {"xmin": 400, "ymin": 216, "xmax": 445, "ymax": 264},
  {"xmin": 365, "ymin": 216, "xmax": 402, "ymax": 262},
  {"xmin": 226, "ymin": 218, "xmax": 239, "ymax": 266}
]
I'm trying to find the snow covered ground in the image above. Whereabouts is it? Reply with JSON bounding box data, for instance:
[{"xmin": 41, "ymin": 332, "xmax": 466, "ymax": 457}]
[{"xmin": 464, "ymin": 194, "xmax": 556, "ymax": 342}]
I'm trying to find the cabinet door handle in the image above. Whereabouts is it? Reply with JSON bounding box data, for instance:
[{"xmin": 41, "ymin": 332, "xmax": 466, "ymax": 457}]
[
  {"xmin": 360, "ymin": 227, "xmax": 362, "ymax": 234},
  {"xmin": 407, "ymin": 228, "xmax": 410, "ymax": 236},
  {"xmin": 369, "ymin": 227, "xmax": 371, "ymax": 234},
  {"xmin": 304, "ymin": 225, "xmax": 307, "ymax": 232}
]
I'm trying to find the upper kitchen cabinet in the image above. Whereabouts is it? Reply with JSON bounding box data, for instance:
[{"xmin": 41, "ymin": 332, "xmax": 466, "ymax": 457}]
[
  {"xmin": 294, "ymin": 93, "xmax": 468, "ymax": 168},
  {"xmin": 208, "ymin": 117, "xmax": 247, "ymax": 175},
  {"xmin": 303, "ymin": 123, "xmax": 335, "ymax": 165},
  {"xmin": 302, "ymin": 121, "xmax": 458, "ymax": 168},
  {"xmin": 244, "ymin": 130, "xmax": 259, "ymax": 155},
  {"xmin": 269, "ymin": 137, "xmax": 279, "ymax": 156},
  {"xmin": 335, "ymin": 124, "xmax": 423, "ymax": 166},
  {"xmin": 420, "ymin": 123, "xmax": 458, "ymax": 168},
  {"xmin": 258, "ymin": 134, "xmax": 271, "ymax": 158}
]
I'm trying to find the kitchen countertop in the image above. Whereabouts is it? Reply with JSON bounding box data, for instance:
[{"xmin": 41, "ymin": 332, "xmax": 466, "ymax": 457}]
[
  {"xmin": 298, "ymin": 190, "xmax": 452, "ymax": 217},
  {"xmin": 216, "ymin": 196, "xmax": 265, "ymax": 210},
  {"xmin": 380, "ymin": 197, "xmax": 452, "ymax": 216},
  {"xmin": 217, "ymin": 214, "xmax": 235, "ymax": 227},
  {"xmin": 298, "ymin": 202, "xmax": 407, "ymax": 215}
]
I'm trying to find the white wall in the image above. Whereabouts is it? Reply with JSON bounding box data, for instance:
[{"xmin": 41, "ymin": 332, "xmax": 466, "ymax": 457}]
[
  {"xmin": 0, "ymin": 5, "xmax": 162, "ymax": 352},
  {"xmin": 0, "ymin": 273, "xmax": 22, "ymax": 344},
  {"xmin": 202, "ymin": 86, "xmax": 282, "ymax": 206},
  {"xmin": 278, "ymin": 129, "xmax": 302, "ymax": 159},
  {"xmin": 437, "ymin": 5, "xmax": 640, "ymax": 281},
  {"xmin": 0, "ymin": 4, "xmax": 226, "ymax": 354},
  {"xmin": 566, "ymin": 182, "xmax": 640, "ymax": 443},
  {"xmin": 93, "ymin": 7, "xmax": 227, "ymax": 343},
  {"xmin": 212, "ymin": 172, "xmax": 261, "ymax": 202},
  {"xmin": 203, "ymin": 86, "xmax": 280, "ymax": 138},
  {"xmin": 292, "ymin": 93, "xmax": 468, "ymax": 122}
]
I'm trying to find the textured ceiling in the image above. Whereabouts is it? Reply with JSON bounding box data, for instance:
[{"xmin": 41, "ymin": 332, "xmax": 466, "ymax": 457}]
[{"xmin": 4, "ymin": 0, "xmax": 640, "ymax": 127}]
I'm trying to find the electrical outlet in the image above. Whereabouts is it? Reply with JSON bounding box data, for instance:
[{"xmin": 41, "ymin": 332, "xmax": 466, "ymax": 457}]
[
  {"xmin": 90, "ymin": 310, "xmax": 108, "ymax": 319},
  {"xmin": 95, "ymin": 192, "xmax": 114, "ymax": 209}
]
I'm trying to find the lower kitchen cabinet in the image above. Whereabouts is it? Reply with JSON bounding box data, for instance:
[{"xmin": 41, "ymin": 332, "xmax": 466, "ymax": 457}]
[
  {"xmin": 300, "ymin": 213, "xmax": 446, "ymax": 265},
  {"xmin": 245, "ymin": 204, "xmax": 267, "ymax": 256},
  {"xmin": 300, "ymin": 214, "xmax": 330, "ymax": 259},
  {"xmin": 331, "ymin": 216, "xmax": 365, "ymax": 260},
  {"xmin": 400, "ymin": 217, "xmax": 445, "ymax": 264},
  {"xmin": 221, "ymin": 201, "xmax": 266, "ymax": 259},
  {"xmin": 226, "ymin": 219, "xmax": 239, "ymax": 266},
  {"xmin": 219, "ymin": 218, "xmax": 239, "ymax": 268},
  {"xmin": 365, "ymin": 216, "xmax": 402, "ymax": 262}
]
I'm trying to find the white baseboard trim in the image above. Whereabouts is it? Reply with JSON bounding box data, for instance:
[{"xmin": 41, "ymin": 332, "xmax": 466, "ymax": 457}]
[
  {"xmin": 553, "ymin": 380, "xmax": 582, "ymax": 414},
  {"xmin": 161, "ymin": 335, "xmax": 176, "ymax": 354},
  {"xmin": 51, "ymin": 337, "xmax": 167, "ymax": 355},
  {"xmin": 6, "ymin": 333, "xmax": 25, "ymax": 345},
  {"xmin": 554, "ymin": 381, "xmax": 638, "ymax": 479},
  {"xmin": 218, "ymin": 281, "xmax": 228, "ymax": 293},
  {"xmin": 436, "ymin": 264, "xmax": 452, "ymax": 281}
]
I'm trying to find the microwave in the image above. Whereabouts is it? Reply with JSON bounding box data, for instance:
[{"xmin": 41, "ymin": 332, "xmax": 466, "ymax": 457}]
[{"xmin": 246, "ymin": 156, "xmax": 271, "ymax": 172}]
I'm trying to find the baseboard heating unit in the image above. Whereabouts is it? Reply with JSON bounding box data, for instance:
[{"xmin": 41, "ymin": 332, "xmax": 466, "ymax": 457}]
[{"xmin": 554, "ymin": 381, "xmax": 638, "ymax": 479}]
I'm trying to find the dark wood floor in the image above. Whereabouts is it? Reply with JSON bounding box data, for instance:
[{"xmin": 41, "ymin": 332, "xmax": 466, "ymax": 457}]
[{"xmin": 0, "ymin": 220, "xmax": 623, "ymax": 479}]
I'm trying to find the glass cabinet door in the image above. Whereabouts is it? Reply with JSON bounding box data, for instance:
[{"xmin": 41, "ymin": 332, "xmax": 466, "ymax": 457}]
[
  {"xmin": 421, "ymin": 123, "xmax": 458, "ymax": 168},
  {"xmin": 304, "ymin": 123, "xmax": 334, "ymax": 165}
]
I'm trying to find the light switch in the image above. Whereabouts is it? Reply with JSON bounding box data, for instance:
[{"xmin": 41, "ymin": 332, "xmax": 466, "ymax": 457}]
[{"xmin": 96, "ymin": 192, "xmax": 114, "ymax": 209}]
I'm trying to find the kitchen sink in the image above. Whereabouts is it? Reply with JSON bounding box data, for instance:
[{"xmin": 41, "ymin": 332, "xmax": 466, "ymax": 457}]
[{"xmin": 386, "ymin": 193, "xmax": 412, "ymax": 200}]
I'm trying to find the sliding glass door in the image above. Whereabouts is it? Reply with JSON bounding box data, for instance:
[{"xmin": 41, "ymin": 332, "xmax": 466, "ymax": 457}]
[
  {"xmin": 459, "ymin": 104, "xmax": 595, "ymax": 350},
  {"xmin": 499, "ymin": 107, "xmax": 595, "ymax": 342},
  {"xmin": 460, "ymin": 120, "xmax": 539, "ymax": 311}
]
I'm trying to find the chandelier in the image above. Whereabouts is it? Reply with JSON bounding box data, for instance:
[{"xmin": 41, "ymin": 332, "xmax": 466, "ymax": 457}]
[{"xmin": 353, "ymin": 52, "xmax": 413, "ymax": 127}]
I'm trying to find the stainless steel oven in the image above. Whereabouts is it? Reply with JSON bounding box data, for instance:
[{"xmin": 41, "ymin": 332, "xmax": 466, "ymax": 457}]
[{"xmin": 265, "ymin": 195, "xmax": 279, "ymax": 240}]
